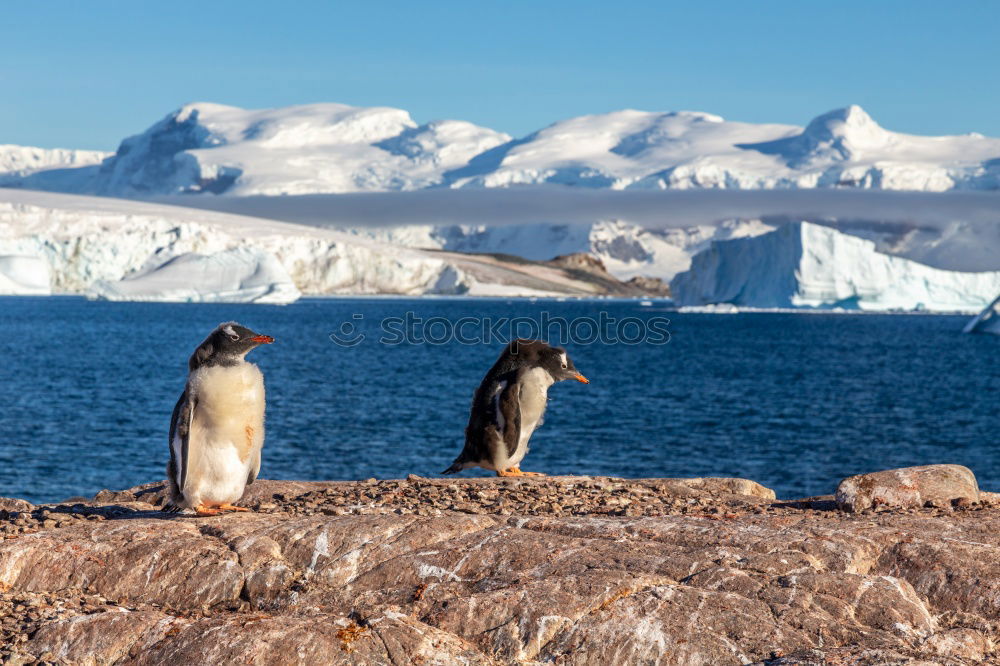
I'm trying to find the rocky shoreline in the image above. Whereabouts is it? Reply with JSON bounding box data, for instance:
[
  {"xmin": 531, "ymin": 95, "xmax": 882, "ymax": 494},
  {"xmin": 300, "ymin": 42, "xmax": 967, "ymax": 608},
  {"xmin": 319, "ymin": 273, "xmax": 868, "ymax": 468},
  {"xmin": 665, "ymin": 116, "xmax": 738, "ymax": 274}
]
[{"xmin": 1, "ymin": 467, "xmax": 998, "ymax": 664}]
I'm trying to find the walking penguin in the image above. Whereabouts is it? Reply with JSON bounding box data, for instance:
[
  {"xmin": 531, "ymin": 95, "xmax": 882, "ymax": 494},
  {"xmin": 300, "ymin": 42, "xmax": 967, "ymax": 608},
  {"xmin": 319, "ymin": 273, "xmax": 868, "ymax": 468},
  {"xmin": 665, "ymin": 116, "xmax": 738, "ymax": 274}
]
[{"xmin": 444, "ymin": 339, "xmax": 589, "ymax": 477}]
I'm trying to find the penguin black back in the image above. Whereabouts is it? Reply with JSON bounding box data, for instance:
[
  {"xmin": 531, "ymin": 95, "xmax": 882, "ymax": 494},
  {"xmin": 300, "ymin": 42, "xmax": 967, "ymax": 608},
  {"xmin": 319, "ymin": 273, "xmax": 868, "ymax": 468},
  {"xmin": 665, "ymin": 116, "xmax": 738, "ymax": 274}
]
[{"xmin": 445, "ymin": 339, "xmax": 588, "ymax": 475}]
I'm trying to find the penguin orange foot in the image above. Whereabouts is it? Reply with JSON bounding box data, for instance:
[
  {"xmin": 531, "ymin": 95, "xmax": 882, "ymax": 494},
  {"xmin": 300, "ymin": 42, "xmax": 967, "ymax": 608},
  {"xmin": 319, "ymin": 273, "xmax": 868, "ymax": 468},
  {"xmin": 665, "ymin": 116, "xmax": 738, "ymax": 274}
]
[
  {"xmin": 497, "ymin": 466, "xmax": 546, "ymax": 477},
  {"xmin": 218, "ymin": 504, "xmax": 251, "ymax": 512}
]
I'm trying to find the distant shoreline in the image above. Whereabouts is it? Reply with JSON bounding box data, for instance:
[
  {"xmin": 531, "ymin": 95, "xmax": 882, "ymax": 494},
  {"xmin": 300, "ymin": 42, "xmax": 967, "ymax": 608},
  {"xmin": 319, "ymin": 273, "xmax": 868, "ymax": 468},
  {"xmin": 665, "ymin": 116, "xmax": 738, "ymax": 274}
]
[{"xmin": 0, "ymin": 293, "xmax": 984, "ymax": 316}]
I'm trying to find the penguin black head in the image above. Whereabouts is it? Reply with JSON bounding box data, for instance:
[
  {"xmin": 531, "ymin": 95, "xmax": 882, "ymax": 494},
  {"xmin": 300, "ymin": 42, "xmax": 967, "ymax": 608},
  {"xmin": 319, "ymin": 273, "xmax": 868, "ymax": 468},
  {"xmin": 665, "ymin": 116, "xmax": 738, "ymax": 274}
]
[
  {"xmin": 505, "ymin": 339, "xmax": 589, "ymax": 384},
  {"xmin": 188, "ymin": 321, "xmax": 274, "ymax": 370}
]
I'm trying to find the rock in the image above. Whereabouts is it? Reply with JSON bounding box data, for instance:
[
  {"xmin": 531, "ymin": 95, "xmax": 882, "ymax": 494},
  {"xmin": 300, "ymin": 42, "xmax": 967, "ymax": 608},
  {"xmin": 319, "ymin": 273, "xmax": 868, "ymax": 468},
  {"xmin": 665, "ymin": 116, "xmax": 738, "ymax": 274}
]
[
  {"xmin": 672, "ymin": 476, "xmax": 776, "ymax": 500},
  {"xmin": 625, "ymin": 274, "xmax": 672, "ymax": 297},
  {"xmin": 835, "ymin": 464, "xmax": 979, "ymax": 512},
  {"xmin": 26, "ymin": 610, "xmax": 180, "ymax": 663},
  {"xmin": 0, "ymin": 498, "xmax": 33, "ymax": 514},
  {"xmin": 2, "ymin": 475, "xmax": 1000, "ymax": 663},
  {"xmin": 547, "ymin": 252, "xmax": 603, "ymax": 270}
]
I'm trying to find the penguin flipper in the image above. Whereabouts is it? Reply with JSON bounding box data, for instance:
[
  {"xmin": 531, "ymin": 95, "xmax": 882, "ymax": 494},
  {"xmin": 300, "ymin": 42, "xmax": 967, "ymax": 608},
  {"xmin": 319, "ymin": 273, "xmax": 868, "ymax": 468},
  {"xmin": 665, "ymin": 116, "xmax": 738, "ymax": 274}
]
[
  {"xmin": 247, "ymin": 448, "xmax": 261, "ymax": 486},
  {"xmin": 497, "ymin": 381, "xmax": 522, "ymax": 460},
  {"xmin": 167, "ymin": 388, "xmax": 195, "ymax": 507}
]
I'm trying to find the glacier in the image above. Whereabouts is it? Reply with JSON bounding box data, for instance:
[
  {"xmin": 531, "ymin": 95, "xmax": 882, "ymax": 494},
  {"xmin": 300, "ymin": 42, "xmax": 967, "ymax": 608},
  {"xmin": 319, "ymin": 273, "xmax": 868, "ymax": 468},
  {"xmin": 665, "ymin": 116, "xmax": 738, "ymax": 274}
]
[
  {"xmin": 0, "ymin": 189, "xmax": 653, "ymax": 302},
  {"xmin": 6, "ymin": 102, "xmax": 1000, "ymax": 196},
  {"xmin": 670, "ymin": 221, "xmax": 1000, "ymax": 312},
  {"xmin": 963, "ymin": 294, "xmax": 1000, "ymax": 335},
  {"xmin": 3, "ymin": 188, "xmax": 996, "ymax": 310},
  {"xmin": 89, "ymin": 248, "xmax": 301, "ymax": 304},
  {"xmin": 0, "ymin": 190, "xmax": 469, "ymax": 301}
]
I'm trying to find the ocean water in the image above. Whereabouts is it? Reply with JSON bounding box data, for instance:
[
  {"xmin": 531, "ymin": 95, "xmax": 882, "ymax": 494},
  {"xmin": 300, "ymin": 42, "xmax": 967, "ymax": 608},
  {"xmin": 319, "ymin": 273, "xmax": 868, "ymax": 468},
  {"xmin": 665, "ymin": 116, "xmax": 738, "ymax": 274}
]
[{"xmin": 0, "ymin": 296, "xmax": 997, "ymax": 503}]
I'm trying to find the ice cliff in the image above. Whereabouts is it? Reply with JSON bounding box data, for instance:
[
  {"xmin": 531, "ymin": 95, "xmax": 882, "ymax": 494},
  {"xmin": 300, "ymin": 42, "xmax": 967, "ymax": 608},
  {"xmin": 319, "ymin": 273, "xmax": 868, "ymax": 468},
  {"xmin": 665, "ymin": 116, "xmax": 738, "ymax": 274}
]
[
  {"xmin": 670, "ymin": 221, "xmax": 1000, "ymax": 311},
  {"xmin": 0, "ymin": 190, "xmax": 645, "ymax": 302},
  {"xmin": 89, "ymin": 248, "xmax": 301, "ymax": 304}
]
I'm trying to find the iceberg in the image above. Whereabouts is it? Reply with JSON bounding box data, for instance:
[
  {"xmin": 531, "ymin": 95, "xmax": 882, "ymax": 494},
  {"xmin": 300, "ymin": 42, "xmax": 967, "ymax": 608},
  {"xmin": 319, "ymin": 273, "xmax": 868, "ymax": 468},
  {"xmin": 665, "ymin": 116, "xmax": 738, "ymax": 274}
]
[
  {"xmin": 0, "ymin": 255, "xmax": 51, "ymax": 295},
  {"xmin": 670, "ymin": 222, "xmax": 1000, "ymax": 312},
  {"xmin": 963, "ymin": 294, "xmax": 1000, "ymax": 335},
  {"xmin": 88, "ymin": 248, "xmax": 301, "ymax": 304}
]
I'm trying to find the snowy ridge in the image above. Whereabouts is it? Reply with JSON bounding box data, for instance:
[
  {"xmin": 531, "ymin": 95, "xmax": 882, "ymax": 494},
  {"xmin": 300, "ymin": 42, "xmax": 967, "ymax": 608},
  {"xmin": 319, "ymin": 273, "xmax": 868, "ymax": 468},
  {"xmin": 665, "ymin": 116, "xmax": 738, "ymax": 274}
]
[
  {"xmin": 449, "ymin": 105, "xmax": 1000, "ymax": 192},
  {"xmin": 670, "ymin": 222, "xmax": 1000, "ymax": 312},
  {"xmin": 64, "ymin": 102, "xmax": 509, "ymax": 196},
  {"xmin": 0, "ymin": 145, "xmax": 109, "ymax": 183},
  {"xmin": 7, "ymin": 102, "xmax": 1000, "ymax": 195}
]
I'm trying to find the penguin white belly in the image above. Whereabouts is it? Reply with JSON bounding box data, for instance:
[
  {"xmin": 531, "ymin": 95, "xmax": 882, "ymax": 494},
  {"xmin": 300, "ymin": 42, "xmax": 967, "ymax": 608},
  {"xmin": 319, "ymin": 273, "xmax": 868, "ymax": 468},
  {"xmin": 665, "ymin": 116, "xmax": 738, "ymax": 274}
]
[
  {"xmin": 506, "ymin": 368, "xmax": 552, "ymax": 469},
  {"xmin": 186, "ymin": 363, "xmax": 265, "ymax": 506}
]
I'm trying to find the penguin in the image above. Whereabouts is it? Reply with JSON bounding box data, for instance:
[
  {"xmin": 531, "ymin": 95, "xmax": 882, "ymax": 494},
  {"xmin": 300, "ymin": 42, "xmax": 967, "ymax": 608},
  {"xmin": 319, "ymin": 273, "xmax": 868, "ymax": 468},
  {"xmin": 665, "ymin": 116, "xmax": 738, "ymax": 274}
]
[
  {"xmin": 444, "ymin": 339, "xmax": 589, "ymax": 477},
  {"xmin": 166, "ymin": 322, "xmax": 274, "ymax": 516}
]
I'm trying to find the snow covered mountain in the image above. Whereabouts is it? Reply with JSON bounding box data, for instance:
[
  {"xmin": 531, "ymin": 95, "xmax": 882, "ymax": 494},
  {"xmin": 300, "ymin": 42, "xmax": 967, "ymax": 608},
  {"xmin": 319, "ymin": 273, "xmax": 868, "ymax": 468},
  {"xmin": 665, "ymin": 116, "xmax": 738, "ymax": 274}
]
[
  {"xmin": 4, "ymin": 100, "xmax": 999, "ymax": 307},
  {"xmin": 0, "ymin": 145, "xmax": 109, "ymax": 185},
  {"xmin": 670, "ymin": 221, "xmax": 1000, "ymax": 311},
  {"xmin": 29, "ymin": 103, "xmax": 511, "ymax": 196},
  {"xmin": 0, "ymin": 190, "xmax": 651, "ymax": 301},
  {"xmin": 8, "ymin": 103, "xmax": 1000, "ymax": 195},
  {"xmin": 447, "ymin": 105, "xmax": 1000, "ymax": 191}
]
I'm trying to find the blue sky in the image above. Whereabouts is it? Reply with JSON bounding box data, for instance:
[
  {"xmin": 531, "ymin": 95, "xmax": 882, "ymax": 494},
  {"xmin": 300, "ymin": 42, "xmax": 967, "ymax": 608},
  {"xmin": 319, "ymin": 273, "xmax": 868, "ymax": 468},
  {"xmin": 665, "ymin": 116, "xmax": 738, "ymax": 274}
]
[{"xmin": 3, "ymin": 1, "xmax": 998, "ymax": 150}]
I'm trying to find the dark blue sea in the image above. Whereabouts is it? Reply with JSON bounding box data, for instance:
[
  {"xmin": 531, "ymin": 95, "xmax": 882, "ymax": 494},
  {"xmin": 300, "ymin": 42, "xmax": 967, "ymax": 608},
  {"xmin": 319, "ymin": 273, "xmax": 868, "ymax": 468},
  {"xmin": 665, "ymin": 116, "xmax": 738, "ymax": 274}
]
[{"xmin": 1, "ymin": 296, "xmax": 997, "ymax": 503}]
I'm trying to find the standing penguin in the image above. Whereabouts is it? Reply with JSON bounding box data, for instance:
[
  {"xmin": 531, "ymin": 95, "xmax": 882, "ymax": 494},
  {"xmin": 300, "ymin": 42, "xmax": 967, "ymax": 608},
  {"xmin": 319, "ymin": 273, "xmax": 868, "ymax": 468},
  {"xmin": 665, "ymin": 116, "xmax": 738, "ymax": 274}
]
[
  {"xmin": 444, "ymin": 339, "xmax": 589, "ymax": 477},
  {"xmin": 166, "ymin": 322, "xmax": 274, "ymax": 515}
]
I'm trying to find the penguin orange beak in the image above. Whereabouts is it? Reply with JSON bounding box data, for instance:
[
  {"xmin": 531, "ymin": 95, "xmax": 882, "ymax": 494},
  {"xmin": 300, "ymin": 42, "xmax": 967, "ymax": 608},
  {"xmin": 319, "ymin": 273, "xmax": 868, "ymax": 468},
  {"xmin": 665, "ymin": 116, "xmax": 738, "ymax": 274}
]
[
  {"xmin": 573, "ymin": 373, "xmax": 589, "ymax": 384},
  {"xmin": 251, "ymin": 335, "xmax": 274, "ymax": 344}
]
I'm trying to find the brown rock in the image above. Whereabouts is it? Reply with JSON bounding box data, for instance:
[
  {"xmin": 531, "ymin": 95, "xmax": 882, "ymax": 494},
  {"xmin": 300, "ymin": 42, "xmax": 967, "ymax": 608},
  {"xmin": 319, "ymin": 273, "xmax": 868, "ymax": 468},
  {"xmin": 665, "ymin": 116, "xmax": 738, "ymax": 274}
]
[
  {"xmin": 0, "ymin": 498, "xmax": 33, "ymax": 514},
  {"xmin": 673, "ymin": 476, "xmax": 777, "ymax": 500},
  {"xmin": 835, "ymin": 464, "xmax": 979, "ymax": 512},
  {"xmin": 0, "ymin": 521, "xmax": 243, "ymax": 608},
  {"xmin": 4, "ymin": 476, "xmax": 1000, "ymax": 664},
  {"xmin": 625, "ymin": 274, "xmax": 672, "ymax": 297},
  {"xmin": 26, "ymin": 609, "xmax": 181, "ymax": 663}
]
